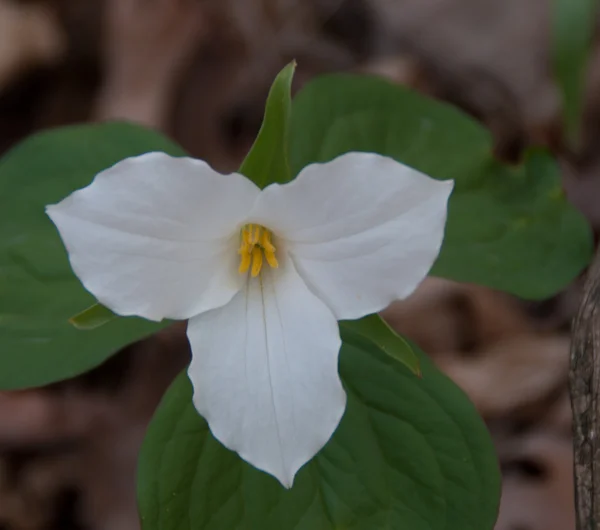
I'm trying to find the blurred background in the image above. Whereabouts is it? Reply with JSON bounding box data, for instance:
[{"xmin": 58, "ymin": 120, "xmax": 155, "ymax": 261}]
[{"xmin": 1, "ymin": 0, "xmax": 599, "ymax": 529}]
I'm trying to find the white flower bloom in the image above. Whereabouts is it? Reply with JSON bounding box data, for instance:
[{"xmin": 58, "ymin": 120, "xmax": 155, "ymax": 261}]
[{"xmin": 46, "ymin": 151, "xmax": 453, "ymax": 488}]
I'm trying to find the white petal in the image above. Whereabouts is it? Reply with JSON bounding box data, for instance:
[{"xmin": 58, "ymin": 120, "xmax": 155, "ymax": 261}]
[
  {"xmin": 187, "ymin": 255, "xmax": 346, "ymax": 488},
  {"xmin": 46, "ymin": 152, "xmax": 260, "ymax": 321},
  {"xmin": 249, "ymin": 152, "xmax": 453, "ymax": 320}
]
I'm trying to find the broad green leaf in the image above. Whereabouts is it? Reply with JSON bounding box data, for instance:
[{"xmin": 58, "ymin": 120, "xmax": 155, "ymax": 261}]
[
  {"xmin": 341, "ymin": 314, "xmax": 420, "ymax": 376},
  {"xmin": 0, "ymin": 122, "xmax": 182, "ymax": 389},
  {"xmin": 290, "ymin": 74, "xmax": 593, "ymax": 299},
  {"xmin": 239, "ymin": 61, "xmax": 295, "ymax": 187},
  {"xmin": 552, "ymin": 0, "xmax": 598, "ymax": 145},
  {"xmin": 138, "ymin": 329, "xmax": 500, "ymax": 530}
]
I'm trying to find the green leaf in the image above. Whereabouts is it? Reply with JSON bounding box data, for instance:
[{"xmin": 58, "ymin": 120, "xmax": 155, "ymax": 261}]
[
  {"xmin": 0, "ymin": 122, "xmax": 183, "ymax": 389},
  {"xmin": 552, "ymin": 0, "xmax": 598, "ymax": 146},
  {"xmin": 239, "ymin": 61, "xmax": 295, "ymax": 188},
  {"xmin": 289, "ymin": 74, "xmax": 593, "ymax": 299},
  {"xmin": 138, "ymin": 330, "xmax": 500, "ymax": 530},
  {"xmin": 341, "ymin": 314, "xmax": 420, "ymax": 376}
]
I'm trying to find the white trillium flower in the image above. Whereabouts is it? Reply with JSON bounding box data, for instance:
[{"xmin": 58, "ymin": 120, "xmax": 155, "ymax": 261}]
[{"xmin": 46, "ymin": 151, "xmax": 453, "ymax": 488}]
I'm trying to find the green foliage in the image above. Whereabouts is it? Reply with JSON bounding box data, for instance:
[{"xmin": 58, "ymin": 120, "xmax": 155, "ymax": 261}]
[
  {"xmin": 290, "ymin": 74, "xmax": 593, "ymax": 299},
  {"xmin": 341, "ymin": 314, "xmax": 420, "ymax": 376},
  {"xmin": 239, "ymin": 60, "xmax": 295, "ymax": 187},
  {"xmin": 138, "ymin": 330, "xmax": 500, "ymax": 530},
  {"xmin": 552, "ymin": 0, "xmax": 598, "ymax": 145},
  {"xmin": 9, "ymin": 66, "xmax": 589, "ymax": 528},
  {"xmin": 0, "ymin": 122, "xmax": 183, "ymax": 389}
]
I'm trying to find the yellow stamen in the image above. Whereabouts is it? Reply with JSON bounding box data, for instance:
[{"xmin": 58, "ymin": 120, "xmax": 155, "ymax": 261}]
[
  {"xmin": 238, "ymin": 237, "xmax": 249, "ymax": 254},
  {"xmin": 237, "ymin": 224, "xmax": 279, "ymax": 277},
  {"xmin": 253, "ymin": 225, "xmax": 260, "ymax": 244},
  {"xmin": 238, "ymin": 248, "xmax": 251, "ymax": 274},
  {"xmin": 251, "ymin": 246, "xmax": 263, "ymax": 277},
  {"xmin": 260, "ymin": 230, "xmax": 276, "ymax": 253},
  {"xmin": 265, "ymin": 249, "xmax": 279, "ymax": 269}
]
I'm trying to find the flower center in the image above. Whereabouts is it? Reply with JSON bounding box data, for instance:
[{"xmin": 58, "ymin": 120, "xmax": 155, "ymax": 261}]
[{"xmin": 238, "ymin": 224, "xmax": 279, "ymax": 277}]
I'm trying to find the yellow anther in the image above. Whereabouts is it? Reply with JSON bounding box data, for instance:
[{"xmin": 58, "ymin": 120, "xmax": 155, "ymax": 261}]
[
  {"xmin": 251, "ymin": 246, "xmax": 263, "ymax": 277},
  {"xmin": 253, "ymin": 225, "xmax": 260, "ymax": 244},
  {"xmin": 259, "ymin": 230, "xmax": 276, "ymax": 253},
  {"xmin": 238, "ymin": 223, "xmax": 279, "ymax": 277},
  {"xmin": 242, "ymin": 226, "xmax": 252, "ymax": 245},
  {"xmin": 264, "ymin": 249, "xmax": 279, "ymax": 269},
  {"xmin": 238, "ymin": 248, "xmax": 251, "ymax": 274}
]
